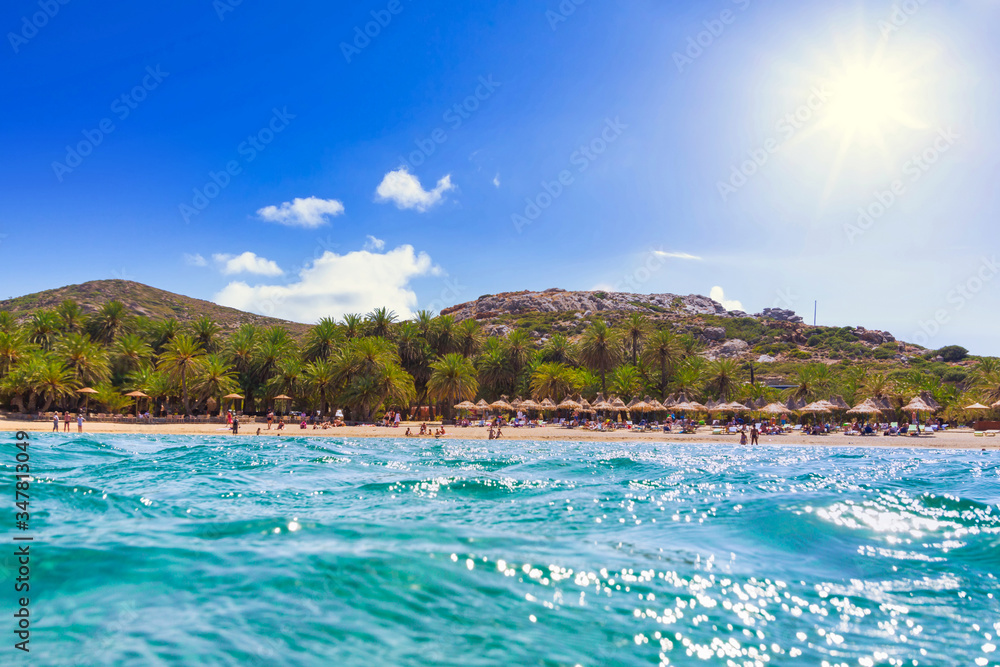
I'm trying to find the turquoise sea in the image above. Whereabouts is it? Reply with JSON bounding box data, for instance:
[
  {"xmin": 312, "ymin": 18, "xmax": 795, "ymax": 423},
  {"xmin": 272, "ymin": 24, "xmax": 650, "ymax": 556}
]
[{"xmin": 4, "ymin": 433, "xmax": 999, "ymax": 666}]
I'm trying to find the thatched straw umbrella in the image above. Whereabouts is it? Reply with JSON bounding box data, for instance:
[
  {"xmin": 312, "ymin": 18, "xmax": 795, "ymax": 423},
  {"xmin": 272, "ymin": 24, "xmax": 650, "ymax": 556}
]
[
  {"xmin": 125, "ymin": 390, "xmax": 150, "ymax": 417},
  {"xmin": 539, "ymin": 397, "xmax": 557, "ymax": 412},
  {"xmin": 476, "ymin": 399, "xmax": 490, "ymax": 412},
  {"xmin": 510, "ymin": 397, "xmax": 524, "ymax": 411},
  {"xmin": 591, "ymin": 393, "xmax": 612, "ymax": 411},
  {"xmin": 610, "ymin": 396, "xmax": 628, "ymax": 412},
  {"xmin": 903, "ymin": 396, "xmax": 937, "ymax": 433},
  {"xmin": 453, "ymin": 400, "xmax": 477, "ymax": 411},
  {"xmin": 719, "ymin": 401, "xmax": 749, "ymax": 412},
  {"xmin": 758, "ymin": 402, "xmax": 787, "ymax": 416},
  {"xmin": 519, "ymin": 399, "xmax": 541, "ymax": 413},
  {"xmin": 644, "ymin": 396, "xmax": 666, "ymax": 413},
  {"xmin": 557, "ymin": 396, "xmax": 582, "ymax": 411},
  {"xmin": 828, "ymin": 395, "xmax": 850, "ymax": 410},
  {"xmin": 490, "ymin": 396, "xmax": 514, "ymax": 412},
  {"xmin": 798, "ymin": 401, "xmax": 833, "ymax": 414},
  {"xmin": 76, "ymin": 386, "xmax": 99, "ymax": 413},
  {"xmin": 964, "ymin": 402, "xmax": 990, "ymax": 410},
  {"xmin": 672, "ymin": 401, "xmax": 708, "ymax": 413},
  {"xmin": 847, "ymin": 399, "xmax": 883, "ymax": 415}
]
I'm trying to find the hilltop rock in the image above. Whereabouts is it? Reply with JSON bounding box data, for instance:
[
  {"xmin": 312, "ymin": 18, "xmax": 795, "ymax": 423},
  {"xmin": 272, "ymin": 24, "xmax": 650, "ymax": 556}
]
[
  {"xmin": 853, "ymin": 327, "xmax": 895, "ymax": 345},
  {"xmin": 758, "ymin": 308, "xmax": 803, "ymax": 323},
  {"xmin": 440, "ymin": 290, "xmax": 732, "ymax": 321}
]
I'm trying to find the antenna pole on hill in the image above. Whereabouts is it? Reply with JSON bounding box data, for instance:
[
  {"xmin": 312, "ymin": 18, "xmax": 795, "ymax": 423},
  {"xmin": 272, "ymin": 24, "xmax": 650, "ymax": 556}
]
[{"xmin": 814, "ymin": 301, "xmax": 817, "ymax": 326}]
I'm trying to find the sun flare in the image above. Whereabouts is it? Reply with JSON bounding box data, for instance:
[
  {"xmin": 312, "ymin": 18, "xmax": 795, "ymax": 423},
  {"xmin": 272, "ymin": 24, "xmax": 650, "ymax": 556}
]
[{"xmin": 824, "ymin": 62, "xmax": 914, "ymax": 140}]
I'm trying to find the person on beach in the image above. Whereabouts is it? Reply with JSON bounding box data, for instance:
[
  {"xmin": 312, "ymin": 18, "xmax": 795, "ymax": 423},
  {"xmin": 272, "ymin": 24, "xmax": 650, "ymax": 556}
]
[
  {"xmin": 740, "ymin": 429, "xmax": 748, "ymax": 446},
  {"xmin": 53, "ymin": 414, "xmax": 60, "ymax": 431},
  {"xmin": 63, "ymin": 411, "xmax": 71, "ymax": 432},
  {"xmin": 77, "ymin": 413, "xmax": 84, "ymax": 432},
  {"xmin": 750, "ymin": 425, "xmax": 759, "ymax": 446},
  {"xmin": 267, "ymin": 411, "xmax": 274, "ymax": 429},
  {"xmin": 232, "ymin": 417, "xmax": 239, "ymax": 435}
]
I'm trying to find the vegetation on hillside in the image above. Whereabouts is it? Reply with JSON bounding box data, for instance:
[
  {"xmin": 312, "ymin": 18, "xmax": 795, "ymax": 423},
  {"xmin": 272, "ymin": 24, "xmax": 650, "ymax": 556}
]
[{"xmin": 0, "ymin": 298, "xmax": 994, "ymax": 422}]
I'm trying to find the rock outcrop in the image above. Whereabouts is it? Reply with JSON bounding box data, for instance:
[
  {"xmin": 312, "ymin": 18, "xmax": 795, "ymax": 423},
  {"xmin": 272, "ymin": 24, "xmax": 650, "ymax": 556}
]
[{"xmin": 441, "ymin": 290, "xmax": 734, "ymax": 321}]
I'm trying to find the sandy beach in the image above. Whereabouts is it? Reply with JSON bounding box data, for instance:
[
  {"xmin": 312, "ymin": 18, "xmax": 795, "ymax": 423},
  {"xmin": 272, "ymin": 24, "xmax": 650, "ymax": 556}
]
[{"xmin": 3, "ymin": 419, "xmax": 996, "ymax": 450}]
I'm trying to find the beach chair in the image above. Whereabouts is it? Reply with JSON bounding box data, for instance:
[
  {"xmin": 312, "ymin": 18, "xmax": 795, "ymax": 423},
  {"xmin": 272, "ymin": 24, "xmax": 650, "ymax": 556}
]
[{"xmin": 712, "ymin": 428, "xmax": 723, "ymax": 436}]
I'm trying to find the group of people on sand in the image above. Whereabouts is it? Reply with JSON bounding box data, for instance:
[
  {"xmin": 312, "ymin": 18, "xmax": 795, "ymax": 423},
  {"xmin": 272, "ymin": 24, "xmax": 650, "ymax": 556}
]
[
  {"xmin": 381, "ymin": 410, "xmax": 402, "ymax": 427},
  {"xmin": 53, "ymin": 412, "xmax": 85, "ymax": 433},
  {"xmin": 404, "ymin": 423, "xmax": 447, "ymax": 438},
  {"xmin": 738, "ymin": 425, "xmax": 760, "ymax": 446}
]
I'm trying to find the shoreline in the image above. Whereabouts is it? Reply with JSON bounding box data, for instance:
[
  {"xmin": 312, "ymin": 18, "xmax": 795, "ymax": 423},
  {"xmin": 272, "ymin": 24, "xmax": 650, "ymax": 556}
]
[{"xmin": 2, "ymin": 420, "xmax": 996, "ymax": 451}]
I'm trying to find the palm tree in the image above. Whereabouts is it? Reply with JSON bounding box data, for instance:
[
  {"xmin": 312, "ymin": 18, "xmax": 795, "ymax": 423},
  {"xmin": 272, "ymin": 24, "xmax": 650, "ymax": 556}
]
[
  {"xmin": 265, "ymin": 357, "xmax": 305, "ymax": 404},
  {"xmin": 455, "ymin": 319, "xmax": 484, "ymax": 358},
  {"xmin": 27, "ymin": 311, "xmax": 61, "ymax": 350},
  {"xmin": 341, "ymin": 313, "xmax": 364, "ymax": 339},
  {"xmin": 304, "ymin": 358, "xmax": 338, "ymax": 416},
  {"xmin": 113, "ymin": 333, "xmax": 153, "ymax": 376},
  {"xmin": 530, "ymin": 362, "xmax": 578, "ymax": 401},
  {"xmin": 157, "ymin": 334, "xmax": 206, "ymax": 414},
  {"xmin": 672, "ymin": 357, "xmax": 705, "ymax": 400},
  {"xmin": 56, "ymin": 299, "xmax": 85, "ymax": 333},
  {"xmin": 427, "ymin": 353, "xmax": 478, "ymax": 417},
  {"xmin": 32, "ymin": 357, "xmax": 77, "ymax": 412},
  {"xmin": 0, "ymin": 330, "xmax": 30, "ymax": 377},
  {"xmin": 429, "ymin": 315, "xmax": 457, "ymax": 356},
  {"xmin": 579, "ymin": 320, "xmax": 621, "ymax": 394},
  {"xmin": 504, "ymin": 329, "xmax": 533, "ymax": 385},
  {"xmin": 540, "ymin": 334, "xmax": 576, "ymax": 365},
  {"xmin": 304, "ymin": 317, "xmax": 341, "ymax": 362},
  {"xmin": 974, "ymin": 358, "xmax": 1000, "ymax": 402},
  {"xmin": 642, "ymin": 329, "xmax": 683, "ymax": 399},
  {"xmin": 226, "ymin": 323, "xmax": 258, "ymax": 405},
  {"xmin": 89, "ymin": 301, "xmax": 131, "ymax": 344},
  {"xmin": 477, "ymin": 344, "xmax": 513, "ymax": 398},
  {"xmin": 56, "ymin": 332, "xmax": 111, "ymax": 387},
  {"xmin": 366, "ymin": 307, "xmax": 398, "ymax": 339},
  {"xmin": 704, "ymin": 359, "xmax": 741, "ymax": 401},
  {"xmin": 609, "ymin": 364, "xmax": 644, "ymax": 398},
  {"xmin": 193, "ymin": 354, "xmax": 239, "ymax": 411},
  {"xmin": 190, "ymin": 316, "xmax": 221, "ymax": 353},
  {"xmin": 623, "ymin": 313, "xmax": 649, "ymax": 366},
  {"xmin": 0, "ymin": 312, "xmax": 17, "ymax": 334},
  {"xmin": 148, "ymin": 319, "xmax": 182, "ymax": 354}
]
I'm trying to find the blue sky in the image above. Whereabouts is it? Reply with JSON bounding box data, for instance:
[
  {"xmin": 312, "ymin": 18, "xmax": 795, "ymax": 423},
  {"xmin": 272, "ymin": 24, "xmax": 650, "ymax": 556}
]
[{"xmin": 3, "ymin": 0, "xmax": 999, "ymax": 353}]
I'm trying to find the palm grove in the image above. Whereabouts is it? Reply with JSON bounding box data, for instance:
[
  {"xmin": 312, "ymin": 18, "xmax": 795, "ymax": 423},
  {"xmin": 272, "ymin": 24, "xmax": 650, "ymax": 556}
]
[{"xmin": 0, "ymin": 302, "xmax": 997, "ymax": 421}]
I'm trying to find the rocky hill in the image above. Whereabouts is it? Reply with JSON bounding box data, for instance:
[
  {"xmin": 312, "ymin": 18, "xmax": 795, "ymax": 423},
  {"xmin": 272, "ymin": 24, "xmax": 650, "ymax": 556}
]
[
  {"xmin": 0, "ymin": 280, "xmax": 311, "ymax": 337},
  {"xmin": 442, "ymin": 288, "xmax": 905, "ymax": 365}
]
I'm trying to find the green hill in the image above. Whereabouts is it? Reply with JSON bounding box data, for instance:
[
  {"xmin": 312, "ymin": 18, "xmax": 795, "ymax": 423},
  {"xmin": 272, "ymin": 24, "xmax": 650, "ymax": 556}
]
[{"xmin": 0, "ymin": 280, "xmax": 311, "ymax": 337}]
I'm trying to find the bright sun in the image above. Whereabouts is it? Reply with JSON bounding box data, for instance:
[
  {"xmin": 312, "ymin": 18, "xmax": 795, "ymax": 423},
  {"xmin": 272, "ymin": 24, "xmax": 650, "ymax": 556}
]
[
  {"xmin": 824, "ymin": 62, "xmax": 914, "ymax": 140},
  {"xmin": 807, "ymin": 44, "xmax": 936, "ymax": 197}
]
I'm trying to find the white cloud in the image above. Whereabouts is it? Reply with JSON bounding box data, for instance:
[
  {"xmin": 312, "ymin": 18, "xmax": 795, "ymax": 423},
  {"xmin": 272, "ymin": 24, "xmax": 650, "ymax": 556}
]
[
  {"xmin": 653, "ymin": 251, "xmax": 702, "ymax": 261},
  {"xmin": 257, "ymin": 197, "xmax": 345, "ymax": 228},
  {"xmin": 493, "ymin": 173, "xmax": 501, "ymax": 188},
  {"xmin": 184, "ymin": 253, "xmax": 207, "ymax": 267},
  {"xmin": 710, "ymin": 286, "xmax": 744, "ymax": 312},
  {"xmin": 214, "ymin": 245, "xmax": 440, "ymax": 322},
  {"xmin": 363, "ymin": 235, "xmax": 385, "ymax": 251},
  {"xmin": 213, "ymin": 252, "xmax": 284, "ymax": 277},
  {"xmin": 375, "ymin": 167, "xmax": 454, "ymax": 212}
]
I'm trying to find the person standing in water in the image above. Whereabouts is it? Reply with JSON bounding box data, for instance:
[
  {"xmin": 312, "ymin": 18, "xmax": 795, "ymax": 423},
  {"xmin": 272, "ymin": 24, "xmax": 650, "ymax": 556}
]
[{"xmin": 750, "ymin": 424, "xmax": 759, "ymax": 446}]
